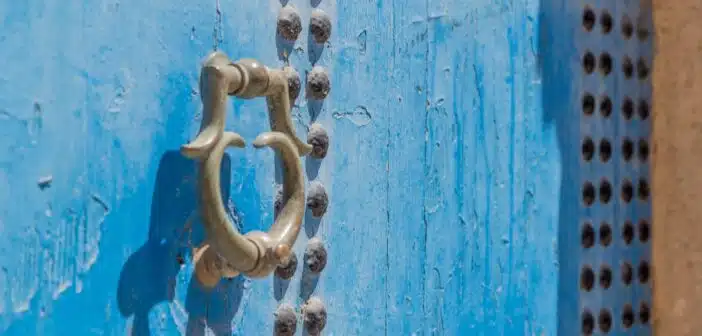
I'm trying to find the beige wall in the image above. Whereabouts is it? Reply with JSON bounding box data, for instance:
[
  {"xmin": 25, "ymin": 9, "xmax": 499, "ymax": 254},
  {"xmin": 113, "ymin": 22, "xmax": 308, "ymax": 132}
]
[{"xmin": 652, "ymin": 1, "xmax": 702, "ymax": 334}]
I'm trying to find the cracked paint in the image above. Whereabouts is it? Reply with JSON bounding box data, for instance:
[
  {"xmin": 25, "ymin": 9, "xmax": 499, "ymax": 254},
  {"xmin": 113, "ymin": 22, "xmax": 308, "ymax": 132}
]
[{"xmin": 0, "ymin": 0, "xmax": 561, "ymax": 334}]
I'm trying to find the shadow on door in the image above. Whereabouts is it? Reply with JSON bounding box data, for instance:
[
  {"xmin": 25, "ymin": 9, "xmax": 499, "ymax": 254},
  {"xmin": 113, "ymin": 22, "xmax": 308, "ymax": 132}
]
[{"xmin": 116, "ymin": 150, "xmax": 245, "ymax": 336}]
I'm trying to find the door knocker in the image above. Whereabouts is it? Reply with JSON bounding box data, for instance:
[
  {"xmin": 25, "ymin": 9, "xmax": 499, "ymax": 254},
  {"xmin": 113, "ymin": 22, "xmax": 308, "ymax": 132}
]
[{"xmin": 182, "ymin": 52, "xmax": 311, "ymax": 287}]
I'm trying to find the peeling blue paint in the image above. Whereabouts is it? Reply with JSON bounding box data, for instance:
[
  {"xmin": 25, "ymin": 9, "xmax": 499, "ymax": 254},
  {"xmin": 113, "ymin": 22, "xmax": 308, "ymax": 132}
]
[{"xmin": 0, "ymin": 0, "xmax": 565, "ymax": 335}]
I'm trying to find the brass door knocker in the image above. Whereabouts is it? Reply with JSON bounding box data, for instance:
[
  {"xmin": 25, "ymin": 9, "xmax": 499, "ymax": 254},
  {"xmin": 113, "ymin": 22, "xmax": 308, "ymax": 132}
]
[{"xmin": 182, "ymin": 52, "xmax": 310, "ymax": 287}]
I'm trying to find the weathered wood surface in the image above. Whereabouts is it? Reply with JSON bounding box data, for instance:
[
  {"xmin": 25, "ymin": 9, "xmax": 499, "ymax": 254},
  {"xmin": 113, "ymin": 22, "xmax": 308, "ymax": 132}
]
[{"xmin": 0, "ymin": 0, "xmax": 558, "ymax": 334}]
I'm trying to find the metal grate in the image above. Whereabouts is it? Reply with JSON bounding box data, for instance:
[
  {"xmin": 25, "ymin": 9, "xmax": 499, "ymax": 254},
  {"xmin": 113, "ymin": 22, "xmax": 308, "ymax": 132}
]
[{"xmin": 578, "ymin": 1, "xmax": 652, "ymax": 335}]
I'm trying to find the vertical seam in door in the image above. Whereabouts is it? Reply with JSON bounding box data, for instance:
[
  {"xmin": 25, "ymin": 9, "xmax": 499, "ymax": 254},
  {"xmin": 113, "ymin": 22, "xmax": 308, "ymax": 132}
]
[
  {"xmin": 385, "ymin": 2, "xmax": 396, "ymax": 335},
  {"xmin": 385, "ymin": 119, "xmax": 391, "ymax": 336},
  {"xmin": 213, "ymin": 0, "xmax": 223, "ymax": 50},
  {"xmin": 421, "ymin": 0, "xmax": 430, "ymax": 330}
]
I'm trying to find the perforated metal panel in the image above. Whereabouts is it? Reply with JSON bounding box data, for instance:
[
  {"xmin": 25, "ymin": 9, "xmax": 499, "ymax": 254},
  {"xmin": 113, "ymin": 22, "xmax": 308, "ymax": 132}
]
[{"xmin": 577, "ymin": 1, "xmax": 652, "ymax": 335}]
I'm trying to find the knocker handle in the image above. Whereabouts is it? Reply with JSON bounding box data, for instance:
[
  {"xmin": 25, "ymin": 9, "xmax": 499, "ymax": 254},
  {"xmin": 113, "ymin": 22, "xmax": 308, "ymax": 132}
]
[
  {"xmin": 182, "ymin": 52, "xmax": 310, "ymax": 286},
  {"xmin": 181, "ymin": 52, "xmax": 312, "ymax": 159},
  {"xmin": 195, "ymin": 131, "xmax": 304, "ymax": 281}
]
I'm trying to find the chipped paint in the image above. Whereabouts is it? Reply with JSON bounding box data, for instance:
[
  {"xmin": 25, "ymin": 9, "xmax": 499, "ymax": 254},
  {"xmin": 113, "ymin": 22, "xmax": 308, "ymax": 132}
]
[{"xmin": 0, "ymin": 0, "xmax": 560, "ymax": 334}]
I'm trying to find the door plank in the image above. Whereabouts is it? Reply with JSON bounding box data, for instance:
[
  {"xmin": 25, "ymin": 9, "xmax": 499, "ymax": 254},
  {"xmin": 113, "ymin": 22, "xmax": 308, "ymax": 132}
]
[
  {"xmin": 0, "ymin": 0, "xmax": 561, "ymax": 335},
  {"xmin": 421, "ymin": 0, "xmax": 559, "ymax": 334},
  {"xmin": 315, "ymin": 0, "xmax": 392, "ymax": 334},
  {"xmin": 386, "ymin": 0, "xmax": 429, "ymax": 334}
]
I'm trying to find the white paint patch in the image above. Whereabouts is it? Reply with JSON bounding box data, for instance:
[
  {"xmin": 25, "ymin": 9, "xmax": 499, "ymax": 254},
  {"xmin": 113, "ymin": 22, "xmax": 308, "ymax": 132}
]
[
  {"xmin": 11, "ymin": 279, "xmax": 37, "ymax": 313},
  {"xmin": 52, "ymin": 280, "xmax": 72, "ymax": 300}
]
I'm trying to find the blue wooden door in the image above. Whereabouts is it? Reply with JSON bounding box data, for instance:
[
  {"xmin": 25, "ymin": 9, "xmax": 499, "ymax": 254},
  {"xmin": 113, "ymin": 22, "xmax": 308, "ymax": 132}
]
[{"xmin": 1, "ymin": 0, "xmax": 653, "ymax": 335}]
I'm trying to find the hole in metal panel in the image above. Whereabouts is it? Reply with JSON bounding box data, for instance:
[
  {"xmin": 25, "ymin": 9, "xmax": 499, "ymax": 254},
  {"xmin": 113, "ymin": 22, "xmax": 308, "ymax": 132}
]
[
  {"xmin": 599, "ymin": 53, "xmax": 613, "ymax": 76},
  {"xmin": 582, "ymin": 222, "xmax": 595, "ymax": 248},
  {"xmin": 622, "ymin": 220, "xmax": 635, "ymax": 245},
  {"xmin": 637, "ymin": 57, "xmax": 650, "ymax": 80},
  {"xmin": 622, "ymin": 56, "xmax": 634, "ymax": 78},
  {"xmin": 639, "ymin": 302, "xmax": 651, "ymax": 324},
  {"xmin": 582, "ymin": 310, "xmax": 595, "ymax": 335},
  {"xmin": 621, "ymin": 15, "xmax": 634, "ymax": 39},
  {"xmin": 583, "ymin": 93, "xmax": 595, "ymax": 116},
  {"xmin": 599, "ymin": 222, "xmax": 612, "ymax": 247},
  {"xmin": 599, "ymin": 179, "xmax": 612, "ymax": 204},
  {"xmin": 583, "ymin": 7, "xmax": 596, "ymax": 32},
  {"xmin": 582, "ymin": 137, "xmax": 595, "ymax": 161},
  {"xmin": 622, "ymin": 97, "xmax": 634, "ymax": 120},
  {"xmin": 621, "ymin": 179, "xmax": 633, "ymax": 203},
  {"xmin": 638, "ymin": 99, "xmax": 650, "ymax": 120},
  {"xmin": 639, "ymin": 219, "xmax": 650, "ymax": 243},
  {"xmin": 600, "ymin": 96, "xmax": 613, "ymax": 117},
  {"xmin": 600, "ymin": 10, "xmax": 613, "ymax": 34},
  {"xmin": 621, "ymin": 262, "xmax": 633, "ymax": 285},
  {"xmin": 638, "ymin": 139, "xmax": 650, "ymax": 162},
  {"xmin": 622, "ymin": 304, "xmax": 635, "ymax": 328},
  {"xmin": 583, "ymin": 52, "xmax": 596, "ymax": 74},
  {"xmin": 599, "ymin": 265, "xmax": 612, "ymax": 289},
  {"xmin": 599, "ymin": 139, "xmax": 612, "ymax": 162},
  {"xmin": 638, "ymin": 179, "xmax": 650, "ymax": 201},
  {"xmin": 581, "ymin": 265, "xmax": 595, "ymax": 291},
  {"xmin": 583, "ymin": 182, "xmax": 596, "ymax": 206},
  {"xmin": 598, "ymin": 309, "xmax": 613, "ymax": 333},
  {"xmin": 622, "ymin": 138, "xmax": 634, "ymax": 161},
  {"xmin": 638, "ymin": 261, "xmax": 650, "ymax": 283},
  {"xmin": 637, "ymin": 23, "xmax": 650, "ymax": 41}
]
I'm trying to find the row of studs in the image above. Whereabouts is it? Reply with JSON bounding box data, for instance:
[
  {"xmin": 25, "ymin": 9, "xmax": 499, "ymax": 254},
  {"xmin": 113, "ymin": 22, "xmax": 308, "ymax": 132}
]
[{"xmin": 274, "ymin": 3, "xmax": 332, "ymax": 335}]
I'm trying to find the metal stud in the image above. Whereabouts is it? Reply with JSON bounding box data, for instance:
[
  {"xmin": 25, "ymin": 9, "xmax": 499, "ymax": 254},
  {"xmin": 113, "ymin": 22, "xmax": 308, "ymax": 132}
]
[
  {"xmin": 303, "ymin": 297, "xmax": 327, "ymax": 335},
  {"xmin": 307, "ymin": 123, "xmax": 329, "ymax": 159},
  {"xmin": 274, "ymin": 304, "xmax": 298, "ymax": 336},
  {"xmin": 306, "ymin": 66, "xmax": 330, "ymax": 100},
  {"xmin": 309, "ymin": 9, "xmax": 332, "ymax": 44},
  {"xmin": 283, "ymin": 66, "xmax": 301, "ymax": 102},
  {"xmin": 277, "ymin": 5, "xmax": 303, "ymax": 41},
  {"xmin": 304, "ymin": 238, "xmax": 328, "ymax": 274},
  {"xmin": 275, "ymin": 252, "xmax": 298, "ymax": 280},
  {"xmin": 306, "ymin": 181, "xmax": 328, "ymax": 218}
]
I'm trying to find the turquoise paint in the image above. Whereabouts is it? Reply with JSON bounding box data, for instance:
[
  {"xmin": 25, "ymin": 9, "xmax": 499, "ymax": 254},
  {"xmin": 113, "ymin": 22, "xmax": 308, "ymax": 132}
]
[{"xmin": 0, "ymin": 0, "xmax": 567, "ymax": 334}]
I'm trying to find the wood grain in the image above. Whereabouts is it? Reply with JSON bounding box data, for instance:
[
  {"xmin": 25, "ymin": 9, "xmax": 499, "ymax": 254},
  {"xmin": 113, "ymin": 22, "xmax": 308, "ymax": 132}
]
[{"xmin": 0, "ymin": 0, "xmax": 559, "ymax": 334}]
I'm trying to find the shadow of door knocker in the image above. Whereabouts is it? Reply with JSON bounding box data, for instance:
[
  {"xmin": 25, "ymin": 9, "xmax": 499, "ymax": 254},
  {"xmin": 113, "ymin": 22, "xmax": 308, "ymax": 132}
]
[{"xmin": 181, "ymin": 51, "xmax": 313, "ymax": 287}]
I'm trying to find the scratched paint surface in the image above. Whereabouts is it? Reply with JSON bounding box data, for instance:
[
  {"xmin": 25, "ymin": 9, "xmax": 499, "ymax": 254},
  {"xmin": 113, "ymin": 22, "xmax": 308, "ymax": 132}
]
[{"xmin": 0, "ymin": 0, "xmax": 562, "ymax": 335}]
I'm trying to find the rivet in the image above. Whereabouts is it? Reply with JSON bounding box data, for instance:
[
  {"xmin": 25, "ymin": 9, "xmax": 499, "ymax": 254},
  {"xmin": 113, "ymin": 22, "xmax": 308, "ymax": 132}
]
[
  {"xmin": 304, "ymin": 238, "xmax": 328, "ymax": 274},
  {"xmin": 306, "ymin": 181, "xmax": 328, "ymax": 218},
  {"xmin": 283, "ymin": 66, "xmax": 301, "ymax": 102},
  {"xmin": 275, "ymin": 252, "xmax": 298, "ymax": 280},
  {"xmin": 306, "ymin": 66, "xmax": 330, "ymax": 100},
  {"xmin": 307, "ymin": 123, "xmax": 329, "ymax": 159},
  {"xmin": 274, "ymin": 304, "xmax": 298, "ymax": 336},
  {"xmin": 303, "ymin": 297, "xmax": 327, "ymax": 335},
  {"xmin": 309, "ymin": 9, "xmax": 332, "ymax": 44},
  {"xmin": 277, "ymin": 6, "xmax": 302, "ymax": 41}
]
